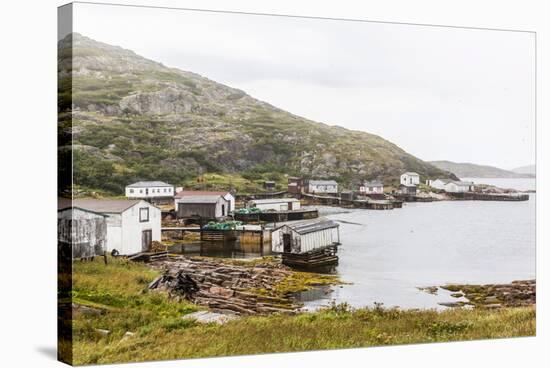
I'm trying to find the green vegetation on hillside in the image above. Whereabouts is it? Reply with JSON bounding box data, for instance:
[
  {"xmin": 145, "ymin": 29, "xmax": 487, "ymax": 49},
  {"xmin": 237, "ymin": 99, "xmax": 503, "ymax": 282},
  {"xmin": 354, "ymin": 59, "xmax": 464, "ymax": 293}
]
[
  {"xmin": 70, "ymin": 257, "xmax": 535, "ymax": 365},
  {"xmin": 58, "ymin": 33, "xmax": 452, "ymax": 195}
]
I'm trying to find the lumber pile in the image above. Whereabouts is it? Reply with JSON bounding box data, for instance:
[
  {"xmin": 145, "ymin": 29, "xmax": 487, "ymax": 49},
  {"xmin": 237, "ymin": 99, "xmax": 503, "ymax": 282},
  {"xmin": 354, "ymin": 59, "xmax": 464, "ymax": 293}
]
[{"xmin": 148, "ymin": 256, "xmax": 299, "ymax": 315}]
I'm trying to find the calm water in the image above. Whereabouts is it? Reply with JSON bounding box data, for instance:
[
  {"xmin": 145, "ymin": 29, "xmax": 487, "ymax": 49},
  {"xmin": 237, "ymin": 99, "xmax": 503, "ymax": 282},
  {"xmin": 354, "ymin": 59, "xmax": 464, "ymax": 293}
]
[
  {"xmin": 461, "ymin": 177, "xmax": 536, "ymax": 192},
  {"xmin": 300, "ymin": 192, "xmax": 535, "ymax": 310}
]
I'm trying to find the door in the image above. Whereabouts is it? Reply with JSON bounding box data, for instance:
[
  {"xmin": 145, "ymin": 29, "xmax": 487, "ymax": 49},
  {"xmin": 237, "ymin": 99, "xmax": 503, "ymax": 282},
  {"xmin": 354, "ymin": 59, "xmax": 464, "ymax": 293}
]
[
  {"xmin": 221, "ymin": 204, "xmax": 225, "ymax": 216},
  {"xmin": 283, "ymin": 233, "xmax": 292, "ymax": 253},
  {"xmin": 142, "ymin": 230, "xmax": 152, "ymax": 252},
  {"xmin": 288, "ymin": 202, "xmax": 293, "ymax": 210}
]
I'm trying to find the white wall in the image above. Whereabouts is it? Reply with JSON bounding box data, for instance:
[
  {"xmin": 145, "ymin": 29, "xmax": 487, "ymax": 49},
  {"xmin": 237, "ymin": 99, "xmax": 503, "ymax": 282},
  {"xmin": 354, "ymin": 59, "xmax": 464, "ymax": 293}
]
[
  {"xmin": 308, "ymin": 183, "xmax": 338, "ymax": 193},
  {"xmin": 360, "ymin": 185, "xmax": 384, "ymax": 194},
  {"xmin": 429, "ymin": 179, "xmax": 447, "ymax": 190},
  {"xmin": 121, "ymin": 201, "xmax": 161, "ymax": 255},
  {"xmin": 104, "ymin": 214, "xmax": 122, "ymax": 253},
  {"xmin": 224, "ymin": 193, "xmax": 235, "ymax": 212},
  {"xmin": 251, "ymin": 200, "xmax": 301, "ymax": 211},
  {"xmin": 401, "ymin": 174, "xmax": 420, "ymax": 186},
  {"xmin": 445, "ymin": 183, "xmax": 471, "ymax": 193},
  {"xmin": 126, "ymin": 186, "xmax": 174, "ymax": 198},
  {"xmin": 271, "ymin": 226, "xmax": 337, "ymax": 253}
]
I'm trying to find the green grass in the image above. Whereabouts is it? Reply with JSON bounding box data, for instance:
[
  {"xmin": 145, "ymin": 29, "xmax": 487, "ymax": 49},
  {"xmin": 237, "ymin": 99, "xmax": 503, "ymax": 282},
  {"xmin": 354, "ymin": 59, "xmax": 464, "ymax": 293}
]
[{"xmin": 69, "ymin": 257, "xmax": 535, "ymax": 365}]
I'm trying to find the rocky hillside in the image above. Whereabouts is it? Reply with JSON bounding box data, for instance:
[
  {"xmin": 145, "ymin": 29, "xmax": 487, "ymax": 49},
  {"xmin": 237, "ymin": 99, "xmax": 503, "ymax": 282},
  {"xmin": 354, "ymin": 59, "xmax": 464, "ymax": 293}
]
[
  {"xmin": 429, "ymin": 160, "xmax": 534, "ymax": 179},
  {"xmin": 58, "ymin": 33, "xmax": 450, "ymax": 194}
]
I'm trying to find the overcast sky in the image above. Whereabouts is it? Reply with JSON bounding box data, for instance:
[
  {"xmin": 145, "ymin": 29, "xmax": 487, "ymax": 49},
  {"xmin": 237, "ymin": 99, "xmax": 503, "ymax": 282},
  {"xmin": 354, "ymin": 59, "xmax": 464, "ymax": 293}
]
[{"xmin": 67, "ymin": 2, "xmax": 535, "ymax": 170}]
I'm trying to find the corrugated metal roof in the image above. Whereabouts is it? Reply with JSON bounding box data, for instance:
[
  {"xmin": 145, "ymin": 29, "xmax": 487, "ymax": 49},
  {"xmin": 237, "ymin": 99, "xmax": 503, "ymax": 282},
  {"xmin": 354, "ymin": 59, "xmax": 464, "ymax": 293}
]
[
  {"xmin": 286, "ymin": 219, "xmax": 339, "ymax": 235},
  {"xmin": 176, "ymin": 195, "xmax": 223, "ymax": 204},
  {"xmin": 127, "ymin": 181, "xmax": 173, "ymax": 188},
  {"xmin": 71, "ymin": 199, "xmax": 144, "ymax": 213}
]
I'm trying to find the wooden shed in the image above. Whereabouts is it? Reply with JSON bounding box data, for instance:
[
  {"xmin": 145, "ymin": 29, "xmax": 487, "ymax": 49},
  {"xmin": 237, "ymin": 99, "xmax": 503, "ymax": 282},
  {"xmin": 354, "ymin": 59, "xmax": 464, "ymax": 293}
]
[
  {"xmin": 58, "ymin": 206, "xmax": 107, "ymax": 259},
  {"xmin": 271, "ymin": 220, "xmax": 340, "ymax": 268},
  {"xmin": 272, "ymin": 220, "xmax": 340, "ymax": 254},
  {"xmin": 176, "ymin": 195, "xmax": 230, "ymax": 219}
]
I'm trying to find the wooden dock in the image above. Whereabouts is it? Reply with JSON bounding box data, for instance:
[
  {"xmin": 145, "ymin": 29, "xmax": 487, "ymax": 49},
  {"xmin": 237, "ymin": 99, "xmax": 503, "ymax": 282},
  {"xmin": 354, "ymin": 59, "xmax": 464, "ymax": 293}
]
[
  {"xmin": 282, "ymin": 244, "xmax": 339, "ymax": 269},
  {"xmin": 234, "ymin": 209, "xmax": 319, "ymax": 223}
]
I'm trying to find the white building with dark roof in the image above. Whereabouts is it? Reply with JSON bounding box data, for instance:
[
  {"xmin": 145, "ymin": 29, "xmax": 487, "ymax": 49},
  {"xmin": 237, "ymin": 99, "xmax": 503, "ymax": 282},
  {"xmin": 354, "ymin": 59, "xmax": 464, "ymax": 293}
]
[
  {"xmin": 427, "ymin": 179, "xmax": 475, "ymax": 193},
  {"xmin": 306, "ymin": 180, "xmax": 338, "ymax": 194},
  {"xmin": 248, "ymin": 198, "xmax": 301, "ymax": 211},
  {"xmin": 125, "ymin": 181, "xmax": 174, "ymax": 200},
  {"xmin": 359, "ymin": 180, "xmax": 384, "ymax": 194},
  {"xmin": 400, "ymin": 172, "xmax": 420, "ymax": 186},
  {"xmin": 71, "ymin": 199, "xmax": 161, "ymax": 255}
]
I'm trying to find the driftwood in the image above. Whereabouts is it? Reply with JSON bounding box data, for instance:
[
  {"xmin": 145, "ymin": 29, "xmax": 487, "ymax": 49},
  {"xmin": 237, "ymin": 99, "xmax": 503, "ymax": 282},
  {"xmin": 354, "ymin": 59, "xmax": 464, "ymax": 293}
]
[{"xmin": 148, "ymin": 256, "xmax": 300, "ymax": 315}]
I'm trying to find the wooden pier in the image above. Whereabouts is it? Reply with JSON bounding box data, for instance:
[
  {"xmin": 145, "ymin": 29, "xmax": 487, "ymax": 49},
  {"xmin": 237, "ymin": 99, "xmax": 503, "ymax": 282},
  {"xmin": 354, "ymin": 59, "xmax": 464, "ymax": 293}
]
[
  {"xmin": 234, "ymin": 209, "xmax": 319, "ymax": 223},
  {"xmin": 282, "ymin": 244, "xmax": 339, "ymax": 269}
]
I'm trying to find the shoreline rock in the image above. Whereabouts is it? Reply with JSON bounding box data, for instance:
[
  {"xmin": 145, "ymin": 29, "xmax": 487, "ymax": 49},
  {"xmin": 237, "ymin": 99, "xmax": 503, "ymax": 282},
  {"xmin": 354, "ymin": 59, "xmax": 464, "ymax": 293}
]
[{"xmin": 431, "ymin": 279, "xmax": 536, "ymax": 308}]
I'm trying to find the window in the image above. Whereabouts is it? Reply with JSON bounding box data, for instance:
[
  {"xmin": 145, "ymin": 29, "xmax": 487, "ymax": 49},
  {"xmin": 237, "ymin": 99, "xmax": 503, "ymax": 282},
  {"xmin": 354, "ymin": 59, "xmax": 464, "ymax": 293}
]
[
  {"xmin": 139, "ymin": 208, "xmax": 149, "ymax": 222},
  {"xmin": 129, "ymin": 189, "xmax": 134, "ymax": 193},
  {"xmin": 139, "ymin": 189, "xmax": 143, "ymax": 194}
]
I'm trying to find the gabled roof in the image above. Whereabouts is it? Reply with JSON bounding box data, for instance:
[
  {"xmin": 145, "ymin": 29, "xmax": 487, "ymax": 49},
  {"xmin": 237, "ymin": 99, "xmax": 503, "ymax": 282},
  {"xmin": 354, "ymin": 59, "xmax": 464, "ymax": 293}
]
[
  {"xmin": 176, "ymin": 195, "xmax": 224, "ymax": 204},
  {"xmin": 285, "ymin": 219, "xmax": 339, "ymax": 235},
  {"xmin": 309, "ymin": 180, "xmax": 338, "ymax": 186},
  {"xmin": 402, "ymin": 172, "xmax": 419, "ymax": 176},
  {"xmin": 58, "ymin": 199, "xmax": 108, "ymax": 217},
  {"xmin": 71, "ymin": 199, "xmax": 146, "ymax": 213},
  {"xmin": 434, "ymin": 178, "xmax": 453, "ymax": 184},
  {"xmin": 175, "ymin": 190, "xmax": 231, "ymax": 198},
  {"xmin": 126, "ymin": 181, "xmax": 173, "ymax": 188}
]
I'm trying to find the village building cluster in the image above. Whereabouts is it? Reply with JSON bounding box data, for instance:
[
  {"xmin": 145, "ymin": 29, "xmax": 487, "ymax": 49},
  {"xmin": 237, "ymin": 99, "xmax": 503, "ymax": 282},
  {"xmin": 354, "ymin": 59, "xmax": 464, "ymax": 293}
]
[{"xmin": 60, "ymin": 171, "xmax": 482, "ymax": 267}]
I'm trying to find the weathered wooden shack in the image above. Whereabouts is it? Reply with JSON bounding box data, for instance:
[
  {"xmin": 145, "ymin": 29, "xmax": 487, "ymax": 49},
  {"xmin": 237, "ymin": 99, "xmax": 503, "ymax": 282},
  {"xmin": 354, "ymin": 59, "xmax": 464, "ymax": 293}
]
[
  {"xmin": 271, "ymin": 219, "xmax": 340, "ymax": 268},
  {"xmin": 176, "ymin": 195, "xmax": 230, "ymax": 220},
  {"xmin": 58, "ymin": 206, "xmax": 107, "ymax": 259},
  {"xmin": 287, "ymin": 177, "xmax": 304, "ymax": 194},
  {"xmin": 72, "ymin": 199, "xmax": 161, "ymax": 255}
]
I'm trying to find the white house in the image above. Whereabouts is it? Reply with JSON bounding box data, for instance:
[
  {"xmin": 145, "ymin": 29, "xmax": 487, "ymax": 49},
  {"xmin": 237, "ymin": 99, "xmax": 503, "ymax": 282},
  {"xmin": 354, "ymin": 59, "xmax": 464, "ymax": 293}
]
[
  {"xmin": 175, "ymin": 195, "xmax": 230, "ymax": 219},
  {"xmin": 444, "ymin": 181, "xmax": 475, "ymax": 193},
  {"xmin": 359, "ymin": 180, "xmax": 384, "ymax": 194},
  {"xmin": 400, "ymin": 172, "xmax": 420, "ymax": 186},
  {"xmin": 58, "ymin": 204, "xmax": 107, "ymax": 259},
  {"xmin": 427, "ymin": 178, "xmax": 452, "ymax": 190},
  {"xmin": 175, "ymin": 190, "xmax": 235, "ymax": 212},
  {"xmin": 125, "ymin": 181, "xmax": 174, "ymax": 199},
  {"xmin": 248, "ymin": 198, "xmax": 301, "ymax": 211},
  {"xmin": 307, "ymin": 180, "xmax": 338, "ymax": 194},
  {"xmin": 72, "ymin": 199, "xmax": 161, "ymax": 255},
  {"xmin": 427, "ymin": 179, "xmax": 474, "ymax": 193},
  {"xmin": 271, "ymin": 219, "xmax": 340, "ymax": 254}
]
